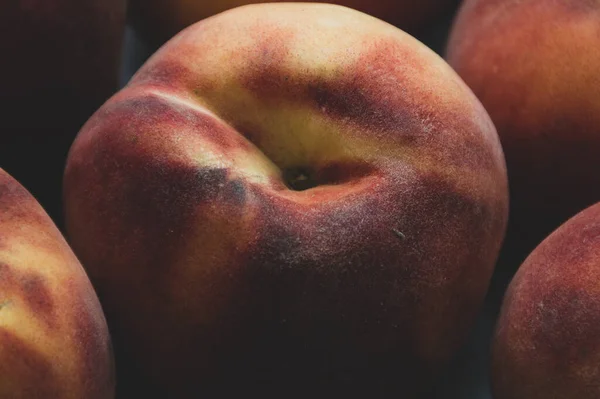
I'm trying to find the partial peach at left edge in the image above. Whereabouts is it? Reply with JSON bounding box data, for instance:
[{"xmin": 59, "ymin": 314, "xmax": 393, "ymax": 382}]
[{"xmin": 0, "ymin": 168, "xmax": 114, "ymax": 399}]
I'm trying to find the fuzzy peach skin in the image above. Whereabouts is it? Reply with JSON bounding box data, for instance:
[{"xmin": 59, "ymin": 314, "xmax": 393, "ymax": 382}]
[
  {"xmin": 492, "ymin": 202, "xmax": 600, "ymax": 399},
  {"xmin": 447, "ymin": 0, "xmax": 600, "ymax": 263},
  {"xmin": 0, "ymin": 0, "xmax": 126, "ymax": 222},
  {"xmin": 64, "ymin": 3, "xmax": 508, "ymax": 398},
  {"xmin": 129, "ymin": 0, "xmax": 457, "ymax": 46},
  {"xmin": 0, "ymin": 169, "xmax": 114, "ymax": 398}
]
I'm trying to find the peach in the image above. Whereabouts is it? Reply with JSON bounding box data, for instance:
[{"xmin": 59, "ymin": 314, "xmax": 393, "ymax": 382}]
[
  {"xmin": 0, "ymin": 0, "xmax": 126, "ymax": 222},
  {"xmin": 447, "ymin": 0, "xmax": 600, "ymax": 263},
  {"xmin": 64, "ymin": 4, "xmax": 508, "ymax": 397},
  {"xmin": 129, "ymin": 0, "xmax": 457, "ymax": 46},
  {"xmin": 0, "ymin": 169, "xmax": 114, "ymax": 398},
  {"xmin": 492, "ymin": 202, "xmax": 600, "ymax": 399}
]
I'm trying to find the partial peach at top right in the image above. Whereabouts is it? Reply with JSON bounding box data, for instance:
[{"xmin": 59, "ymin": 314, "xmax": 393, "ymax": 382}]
[{"xmin": 447, "ymin": 0, "xmax": 600, "ymax": 263}]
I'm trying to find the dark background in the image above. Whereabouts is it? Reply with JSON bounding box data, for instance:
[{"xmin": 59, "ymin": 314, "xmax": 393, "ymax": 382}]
[{"xmin": 118, "ymin": 4, "xmax": 507, "ymax": 397}]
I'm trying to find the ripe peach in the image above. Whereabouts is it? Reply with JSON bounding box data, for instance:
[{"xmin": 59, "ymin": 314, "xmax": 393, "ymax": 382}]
[
  {"xmin": 447, "ymin": 0, "xmax": 600, "ymax": 262},
  {"xmin": 492, "ymin": 202, "xmax": 600, "ymax": 399},
  {"xmin": 0, "ymin": 169, "xmax": 114, "ymax": 398},
  {"xmin": 64, "ymin": 4, "xmax": 508, "ymax": 397}
]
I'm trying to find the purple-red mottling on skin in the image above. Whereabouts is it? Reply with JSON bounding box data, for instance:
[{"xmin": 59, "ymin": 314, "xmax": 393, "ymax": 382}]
[
  {"xmin": 0, "ymin": 169, "xmax": 115, "ymax": 398},
  {"xmin": 0, "ymin": 329, "xmax": 61, "ymax": 398},
  {"xmin": 447, "ymin": 0, "xmax": 600, "ymax": 263},
  {"xmin": 238, "ymin": 35, "xmax": 496, "ymax": 172},
  {"xmin": 64, "ymin": 4, "xmax": 507, "ymax": 398},
  {"xmin": 135, "ymin": 25, "xmax": 500, "ymax": 175},
  {"xmin": 492, "ymin": 202, "xmax": 600, "ymax": 399},
  {"xmin": 0, "ymin": 263, "xmax": 57, "ymax": 329}
]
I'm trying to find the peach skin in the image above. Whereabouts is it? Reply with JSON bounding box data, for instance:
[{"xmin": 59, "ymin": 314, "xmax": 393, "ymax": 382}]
[
  {"xmin": 493, "ymin": 202, "xmax": 600, "ymax": 399},
  {"xmin": 447, "ymin": 0, "xmax": 600, "ymax": 266},
  {"xmin": 0, "ymin": 168, "xmax": 114, "ymax": 398},
  {"xmin": 64, "ymin": 4, "xmax": 508, "ymax": 398}
]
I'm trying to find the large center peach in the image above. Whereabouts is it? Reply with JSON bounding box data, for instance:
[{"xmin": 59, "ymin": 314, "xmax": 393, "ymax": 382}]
[{"xmin": 64, "ymin": 4, "xmax": 508, "ymax": 398}]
